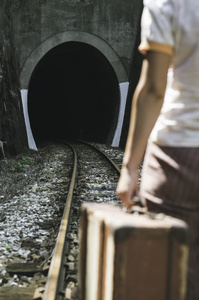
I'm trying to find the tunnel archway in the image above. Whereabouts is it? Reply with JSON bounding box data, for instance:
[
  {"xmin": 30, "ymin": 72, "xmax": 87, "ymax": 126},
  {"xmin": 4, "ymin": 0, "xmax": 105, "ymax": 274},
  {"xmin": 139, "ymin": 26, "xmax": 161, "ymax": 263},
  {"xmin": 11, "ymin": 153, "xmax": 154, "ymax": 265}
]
[{"xmin": 28, "ymin": 41, "xmax": 120, "ymax": 143}]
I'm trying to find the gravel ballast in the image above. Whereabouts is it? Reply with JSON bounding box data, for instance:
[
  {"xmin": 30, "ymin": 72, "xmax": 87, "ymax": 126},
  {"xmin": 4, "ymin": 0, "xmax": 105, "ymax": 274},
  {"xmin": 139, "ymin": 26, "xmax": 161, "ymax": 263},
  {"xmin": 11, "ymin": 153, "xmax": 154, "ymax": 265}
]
[{"xmin": 0, "ymin": 142, "xmax": 124, "ymax": 299}]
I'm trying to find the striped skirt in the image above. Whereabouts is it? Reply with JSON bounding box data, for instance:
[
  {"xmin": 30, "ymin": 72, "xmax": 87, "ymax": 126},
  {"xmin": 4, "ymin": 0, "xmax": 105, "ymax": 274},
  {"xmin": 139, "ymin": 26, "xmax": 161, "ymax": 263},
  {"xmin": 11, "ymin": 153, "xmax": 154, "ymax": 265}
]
[{"xmin": 140, "ymin": 143, "xmax": 199, "ymax": 300}]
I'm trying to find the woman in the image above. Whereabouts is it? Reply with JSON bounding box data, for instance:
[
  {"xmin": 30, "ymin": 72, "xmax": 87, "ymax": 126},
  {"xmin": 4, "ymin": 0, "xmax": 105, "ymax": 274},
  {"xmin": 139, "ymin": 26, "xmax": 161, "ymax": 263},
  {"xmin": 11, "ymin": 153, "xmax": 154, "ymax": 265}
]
[{"xmin": 116, "ymin": 0, "xmax": 199, "ymax": 299}]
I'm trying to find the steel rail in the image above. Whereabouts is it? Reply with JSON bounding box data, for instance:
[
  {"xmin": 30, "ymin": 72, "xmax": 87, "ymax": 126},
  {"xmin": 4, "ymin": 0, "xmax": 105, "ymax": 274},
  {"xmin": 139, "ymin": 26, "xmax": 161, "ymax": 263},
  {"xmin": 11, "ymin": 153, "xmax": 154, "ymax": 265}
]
[
  {"xmin": 88, "ymin": 143, "xmax": 121, "ymax": 174},
  {"xmin": 42, "ymin": 140, "xmax": 121, "ymax": 300},
  {"xmin": 69, "ymin": 139, "xmax": 121, "ymax": 175},
  {"xmin": 43, "ymin": 143, "xmax": 77, "ymax": 300}
]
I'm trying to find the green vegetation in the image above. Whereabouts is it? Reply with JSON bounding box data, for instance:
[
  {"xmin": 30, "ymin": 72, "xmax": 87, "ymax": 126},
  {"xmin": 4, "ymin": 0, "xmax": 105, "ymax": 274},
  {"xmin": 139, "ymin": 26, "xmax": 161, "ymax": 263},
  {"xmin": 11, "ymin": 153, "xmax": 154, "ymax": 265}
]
[{"xmin": 11, "ymin": 157, "xmax": 33, "ymax": 172}]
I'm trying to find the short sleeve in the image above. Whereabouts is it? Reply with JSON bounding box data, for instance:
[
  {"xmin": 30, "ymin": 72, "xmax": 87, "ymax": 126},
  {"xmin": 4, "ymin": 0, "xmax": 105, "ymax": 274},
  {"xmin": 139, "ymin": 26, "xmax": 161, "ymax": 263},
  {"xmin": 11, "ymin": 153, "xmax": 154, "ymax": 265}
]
[{"xmin": 139, "ymin": 0, "xmax": 175, "ymax": 55}]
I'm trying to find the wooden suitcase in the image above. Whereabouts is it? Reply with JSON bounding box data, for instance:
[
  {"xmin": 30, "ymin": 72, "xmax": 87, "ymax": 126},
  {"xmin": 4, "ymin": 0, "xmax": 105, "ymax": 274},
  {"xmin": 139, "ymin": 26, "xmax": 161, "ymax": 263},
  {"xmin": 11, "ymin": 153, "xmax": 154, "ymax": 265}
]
[{"xmin": 78, "ymin": 203, "xmax": 189, "ymax": 300}]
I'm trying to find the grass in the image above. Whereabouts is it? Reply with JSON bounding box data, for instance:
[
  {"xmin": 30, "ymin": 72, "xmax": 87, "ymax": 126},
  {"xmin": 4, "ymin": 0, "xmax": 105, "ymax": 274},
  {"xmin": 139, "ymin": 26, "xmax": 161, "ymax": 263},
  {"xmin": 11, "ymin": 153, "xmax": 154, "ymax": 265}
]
[{"xmin": 11, "ymin": 157, "xmax": 33, "ymax": 172}]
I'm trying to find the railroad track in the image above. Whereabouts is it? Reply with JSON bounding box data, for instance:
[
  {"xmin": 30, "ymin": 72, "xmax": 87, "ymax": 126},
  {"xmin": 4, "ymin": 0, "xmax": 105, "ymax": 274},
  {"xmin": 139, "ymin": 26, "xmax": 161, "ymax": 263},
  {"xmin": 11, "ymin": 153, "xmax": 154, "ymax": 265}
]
[{"xmin": 37, "ymin": 141, "xmax": 123, "ymax": 300}]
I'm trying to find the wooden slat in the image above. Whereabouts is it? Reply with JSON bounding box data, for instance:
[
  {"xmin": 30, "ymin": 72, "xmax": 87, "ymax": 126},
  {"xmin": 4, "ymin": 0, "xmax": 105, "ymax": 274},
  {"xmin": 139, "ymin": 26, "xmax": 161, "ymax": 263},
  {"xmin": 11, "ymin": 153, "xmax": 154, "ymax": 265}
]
[{"xmin": 0, "ymin": 287, "xmax": 36, "ymax": 300}]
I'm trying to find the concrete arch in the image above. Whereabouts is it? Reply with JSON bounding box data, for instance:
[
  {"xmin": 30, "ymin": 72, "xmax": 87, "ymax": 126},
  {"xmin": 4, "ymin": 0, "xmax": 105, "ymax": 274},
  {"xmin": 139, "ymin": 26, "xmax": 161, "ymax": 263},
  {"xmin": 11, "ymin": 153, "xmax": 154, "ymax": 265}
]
[{"xmin": 20, "ymin": 31, "xmax": 128, "ymax": 89}]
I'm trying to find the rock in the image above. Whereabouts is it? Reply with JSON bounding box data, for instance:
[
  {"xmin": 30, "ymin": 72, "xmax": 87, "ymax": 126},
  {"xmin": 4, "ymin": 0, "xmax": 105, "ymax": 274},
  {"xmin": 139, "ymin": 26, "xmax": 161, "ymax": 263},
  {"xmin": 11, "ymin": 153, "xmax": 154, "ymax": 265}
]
[
  {"xmin": 67, "ymin": 255, "xmax": 75, "ymax": 262},
  {"xmin": 66, "ymin": 275, "xmax": 77, "ymax": 284},
  {"xmin": 65, "ymin": 287, "xmax": 72, "ymax": 299},
  {"xmin": 20, "ymin": 276, "xmax": 30, "ymax": 283},
  {"xmin": 65, "ymin": 282, "xmax": 75, "ymax": 299},
  {"xmin": 66, "ymin": 262, "xmax": 75, "ymax": 271},
  {"xmin": 33, "ymin": 287, "xmax": 45, "ymax": 300}
]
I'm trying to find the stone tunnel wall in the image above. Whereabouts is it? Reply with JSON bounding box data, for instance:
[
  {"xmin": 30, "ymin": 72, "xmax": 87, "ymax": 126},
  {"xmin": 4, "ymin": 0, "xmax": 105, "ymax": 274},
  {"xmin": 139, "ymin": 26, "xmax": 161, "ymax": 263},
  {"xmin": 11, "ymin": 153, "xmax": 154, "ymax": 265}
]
[
  {"xmin": 1, "ymin": 0, "xmax": 143, "ymax": 150},
  {"xmin": 11, "ymin": 0, "xmax": 143, "ymax": 79},
  {"xmin": 0, "ymin": 0, "xmax": 28, "ymax": 156}
]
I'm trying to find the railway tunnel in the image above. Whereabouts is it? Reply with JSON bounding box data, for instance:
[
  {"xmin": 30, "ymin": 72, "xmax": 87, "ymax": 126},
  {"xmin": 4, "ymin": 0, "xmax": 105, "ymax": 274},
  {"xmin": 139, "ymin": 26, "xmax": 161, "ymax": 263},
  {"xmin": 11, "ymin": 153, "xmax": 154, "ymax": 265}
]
[{"xmin": 28, "ymin": 41, "xmax": 120, "ymax": 144}]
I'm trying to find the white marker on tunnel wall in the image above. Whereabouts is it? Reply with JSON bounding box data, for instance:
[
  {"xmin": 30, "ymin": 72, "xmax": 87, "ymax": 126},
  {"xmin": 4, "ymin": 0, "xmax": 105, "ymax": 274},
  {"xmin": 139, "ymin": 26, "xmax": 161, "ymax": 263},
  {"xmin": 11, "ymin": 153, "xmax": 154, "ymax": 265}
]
[
  {"xmin": 112, "ymin": 82, "xmax": 129, "ymax": 147},
  {"xmin": 21, "ymin": 89, "xmax": 38, "ymax": 151}
]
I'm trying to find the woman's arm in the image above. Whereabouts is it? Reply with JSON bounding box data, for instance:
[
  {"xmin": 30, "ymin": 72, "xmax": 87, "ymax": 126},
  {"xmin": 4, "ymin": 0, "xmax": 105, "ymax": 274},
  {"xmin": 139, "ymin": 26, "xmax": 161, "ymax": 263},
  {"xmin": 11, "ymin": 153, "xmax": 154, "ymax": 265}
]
[{"xmin": 116, "ymin": 51, "xmax": 171, "ymax": 207}]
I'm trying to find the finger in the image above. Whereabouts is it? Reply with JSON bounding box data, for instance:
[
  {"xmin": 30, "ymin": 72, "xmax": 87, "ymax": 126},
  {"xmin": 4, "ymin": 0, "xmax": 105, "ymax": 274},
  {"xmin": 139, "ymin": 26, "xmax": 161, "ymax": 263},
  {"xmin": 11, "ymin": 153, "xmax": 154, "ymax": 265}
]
[{"xmin": 118, "ymin": 192, "xmax": 134, "ymax": 208}]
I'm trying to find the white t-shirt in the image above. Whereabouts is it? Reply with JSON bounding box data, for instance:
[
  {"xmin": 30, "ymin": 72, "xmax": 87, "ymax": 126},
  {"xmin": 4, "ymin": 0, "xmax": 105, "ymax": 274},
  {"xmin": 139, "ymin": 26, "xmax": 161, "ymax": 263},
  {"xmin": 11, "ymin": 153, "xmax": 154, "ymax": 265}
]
[{"xmin": 139, "ymin": 0, "xmax": 199, "ymax": 147}]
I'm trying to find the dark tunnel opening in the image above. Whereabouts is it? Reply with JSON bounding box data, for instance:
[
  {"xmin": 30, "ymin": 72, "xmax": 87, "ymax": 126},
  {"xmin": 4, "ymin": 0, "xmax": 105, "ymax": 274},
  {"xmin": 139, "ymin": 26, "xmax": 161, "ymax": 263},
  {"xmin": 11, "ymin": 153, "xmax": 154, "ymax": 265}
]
[{"xmin": 28, "ymin": 41, "xmax": 120, "ymax": 144}]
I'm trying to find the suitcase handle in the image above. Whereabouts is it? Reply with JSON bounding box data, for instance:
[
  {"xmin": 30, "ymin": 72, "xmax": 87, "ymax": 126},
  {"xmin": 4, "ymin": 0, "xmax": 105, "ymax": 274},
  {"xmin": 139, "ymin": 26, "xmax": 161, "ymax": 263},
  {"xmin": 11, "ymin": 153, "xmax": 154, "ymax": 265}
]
[
  {"xmin": 120, "ymin": 196, "xmax": 147, "ymax": 214},
  {"xmin": 120, "ymin": 197, "xmax": 165, "ymax": 220}
]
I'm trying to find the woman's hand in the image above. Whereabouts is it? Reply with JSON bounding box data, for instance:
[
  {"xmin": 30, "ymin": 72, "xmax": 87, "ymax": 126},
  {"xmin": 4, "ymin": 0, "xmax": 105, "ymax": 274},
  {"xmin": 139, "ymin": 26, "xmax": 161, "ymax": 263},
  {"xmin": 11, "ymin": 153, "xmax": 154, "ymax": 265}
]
[{"xmin": 116, "ymin": 166, "xmax": 139, "ymax": 207}]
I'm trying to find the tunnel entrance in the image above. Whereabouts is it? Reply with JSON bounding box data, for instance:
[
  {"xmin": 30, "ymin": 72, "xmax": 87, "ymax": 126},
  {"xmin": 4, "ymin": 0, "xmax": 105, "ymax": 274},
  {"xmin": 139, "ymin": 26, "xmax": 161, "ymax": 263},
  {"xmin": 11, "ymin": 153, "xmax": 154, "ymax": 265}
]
[{"xmin": 28, "ymin": 41, "xmax": 120, "ymax": 144}]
